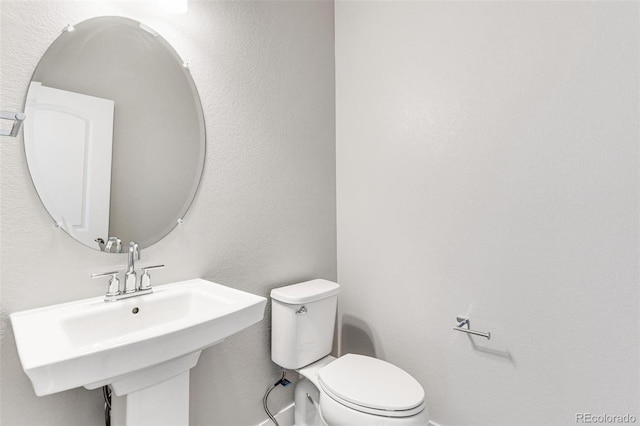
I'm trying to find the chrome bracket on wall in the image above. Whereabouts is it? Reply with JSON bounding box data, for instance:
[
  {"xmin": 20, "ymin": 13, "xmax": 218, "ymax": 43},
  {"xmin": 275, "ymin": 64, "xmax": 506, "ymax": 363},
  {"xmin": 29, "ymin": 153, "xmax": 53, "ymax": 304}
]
[
  {"xmin": 0, "ymin": 111, "xmax": 26, "ymax": 137},
  {"xmin": 453, "ymin": 316, "xmax": 491, "ymax": 340}
]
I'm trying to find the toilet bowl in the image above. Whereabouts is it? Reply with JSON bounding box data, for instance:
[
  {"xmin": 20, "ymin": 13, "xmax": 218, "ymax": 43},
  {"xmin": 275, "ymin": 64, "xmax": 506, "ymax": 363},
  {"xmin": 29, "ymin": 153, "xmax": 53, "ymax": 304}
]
[{"xmin": 270, "ymin": 280, "xmax": 429, "ymax": 426}]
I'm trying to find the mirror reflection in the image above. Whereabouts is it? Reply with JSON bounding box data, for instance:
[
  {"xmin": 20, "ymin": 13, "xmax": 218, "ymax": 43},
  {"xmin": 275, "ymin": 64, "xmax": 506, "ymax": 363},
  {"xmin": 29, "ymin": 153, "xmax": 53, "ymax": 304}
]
[{"xmin": 24, "ymin": 17, "xmax": 205, "ymax": 252}]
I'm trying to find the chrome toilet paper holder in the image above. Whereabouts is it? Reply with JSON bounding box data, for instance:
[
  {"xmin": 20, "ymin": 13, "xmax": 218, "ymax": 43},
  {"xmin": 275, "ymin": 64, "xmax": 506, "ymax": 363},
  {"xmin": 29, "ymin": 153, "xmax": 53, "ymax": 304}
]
[{"xmin": 453, "ymin": 316, "xmax": 491, "ymax": 340}]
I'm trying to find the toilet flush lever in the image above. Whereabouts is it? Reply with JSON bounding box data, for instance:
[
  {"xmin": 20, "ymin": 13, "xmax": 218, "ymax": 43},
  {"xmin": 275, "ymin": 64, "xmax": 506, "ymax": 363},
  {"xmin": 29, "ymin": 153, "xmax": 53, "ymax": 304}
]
[{"xmin": 296, "ymin": 306, "xmax": 307, "ymax": 315}]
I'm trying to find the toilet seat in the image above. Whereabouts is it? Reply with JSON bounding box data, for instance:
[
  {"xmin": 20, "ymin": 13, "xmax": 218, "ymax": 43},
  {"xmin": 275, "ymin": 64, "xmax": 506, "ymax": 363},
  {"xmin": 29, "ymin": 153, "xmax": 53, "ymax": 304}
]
[{"xmin": 318, "ymin": 354, "xmax": 426, "ymax": 418}]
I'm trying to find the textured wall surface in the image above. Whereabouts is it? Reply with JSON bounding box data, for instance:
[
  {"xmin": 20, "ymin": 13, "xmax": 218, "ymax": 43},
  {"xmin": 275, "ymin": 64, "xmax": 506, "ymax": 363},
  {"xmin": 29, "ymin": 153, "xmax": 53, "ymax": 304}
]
[
  {"xmin": 0, "ymin": 1, "xmax": 336, "ymax": 425},
  {"xmin": 335, "ymin": 2, "xmax": 639, "ymax": 425}
]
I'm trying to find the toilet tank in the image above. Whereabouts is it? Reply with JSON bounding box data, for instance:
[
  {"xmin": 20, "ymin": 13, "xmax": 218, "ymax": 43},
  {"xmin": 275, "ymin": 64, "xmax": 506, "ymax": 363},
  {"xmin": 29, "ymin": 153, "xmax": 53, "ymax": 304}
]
[{"xmin": 270, "ymin": 280, "xmax": 340, "ymax": 369}]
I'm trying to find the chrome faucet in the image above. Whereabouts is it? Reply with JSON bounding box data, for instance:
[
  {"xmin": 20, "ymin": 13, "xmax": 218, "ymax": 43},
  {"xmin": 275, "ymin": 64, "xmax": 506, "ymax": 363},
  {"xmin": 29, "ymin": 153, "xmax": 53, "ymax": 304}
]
[
  {"xmin": 91, "ymin": 241, "xmax": 164, "ymax": 302},
  {"xmin": 124, "ymin": 241, "xmax": 139, "ymax": 294}
]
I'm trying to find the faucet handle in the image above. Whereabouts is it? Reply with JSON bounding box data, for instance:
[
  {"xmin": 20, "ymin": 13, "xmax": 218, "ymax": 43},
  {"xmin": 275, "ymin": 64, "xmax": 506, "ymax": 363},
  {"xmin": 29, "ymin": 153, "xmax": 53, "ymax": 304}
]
[
  {"xmin": 91, "ymin": 271, "xmax": 121, "ymax": 301},
  {"xmin": 140, "ymin": 265, "xmax": 165, "ymax": 291},
  {"xmin": 141, "ymin": 265, "xmax": 165, "ymax": 271}
]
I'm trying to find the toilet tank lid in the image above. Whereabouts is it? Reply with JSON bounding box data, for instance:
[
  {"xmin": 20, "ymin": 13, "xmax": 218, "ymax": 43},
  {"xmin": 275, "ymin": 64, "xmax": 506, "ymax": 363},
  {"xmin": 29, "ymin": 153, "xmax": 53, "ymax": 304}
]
[{"xmin": 270, "ymin": 279, "xmax": 340, "ymax": 304}]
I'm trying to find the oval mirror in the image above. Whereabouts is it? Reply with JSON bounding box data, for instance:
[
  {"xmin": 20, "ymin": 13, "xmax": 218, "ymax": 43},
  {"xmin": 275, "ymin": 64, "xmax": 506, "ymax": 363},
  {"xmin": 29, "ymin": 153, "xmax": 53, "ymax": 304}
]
[{"xmin": 23, "ymin": 16, "xmax": 205, "ymax": 252}]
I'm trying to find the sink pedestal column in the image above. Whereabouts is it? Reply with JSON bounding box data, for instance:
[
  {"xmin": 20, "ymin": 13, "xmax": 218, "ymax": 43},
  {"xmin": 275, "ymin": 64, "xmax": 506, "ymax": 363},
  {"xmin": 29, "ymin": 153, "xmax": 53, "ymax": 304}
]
[
  {"xmin": 111, "ymin": 371, "xmax": 190, "ymax": 426},
  {"xmin": 107, "ymin": 352, "xmax": 203, "ymax": 426}
]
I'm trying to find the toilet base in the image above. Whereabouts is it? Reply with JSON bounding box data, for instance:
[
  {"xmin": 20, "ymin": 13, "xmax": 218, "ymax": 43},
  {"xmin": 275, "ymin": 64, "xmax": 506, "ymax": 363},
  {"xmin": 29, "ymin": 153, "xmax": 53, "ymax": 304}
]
[{"xmin": 294, "ymin": 378, "xmax": 324, "ymax": 426}]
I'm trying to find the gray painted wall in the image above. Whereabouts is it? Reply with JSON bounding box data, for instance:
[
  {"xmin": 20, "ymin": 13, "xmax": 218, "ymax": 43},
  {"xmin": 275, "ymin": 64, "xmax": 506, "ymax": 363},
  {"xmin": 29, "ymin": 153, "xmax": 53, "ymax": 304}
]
[
  {"xmin": 335, "ymin": 2, "xmax": 639, "ymax": 425},
  {"xmin": 0, "ymin": 1, "xmax": 336, "ymax": 425}
]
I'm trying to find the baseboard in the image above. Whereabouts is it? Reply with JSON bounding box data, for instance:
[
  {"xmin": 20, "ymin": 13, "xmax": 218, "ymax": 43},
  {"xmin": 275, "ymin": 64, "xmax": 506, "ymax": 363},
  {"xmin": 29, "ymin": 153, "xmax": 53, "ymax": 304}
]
[{"xmin": 256, "ymin": 402, "xmax": 295, "ymax": 426}]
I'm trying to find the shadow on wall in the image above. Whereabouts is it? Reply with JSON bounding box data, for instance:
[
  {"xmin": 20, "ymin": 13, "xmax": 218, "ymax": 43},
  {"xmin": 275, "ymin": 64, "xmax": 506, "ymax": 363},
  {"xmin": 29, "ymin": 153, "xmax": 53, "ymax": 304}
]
[
  {"xmin": 339, "ymin": 314, "xmax": 515, "ymax": 367},
  {"xmin": 468, "ymin": 336, "xmax": 516, "ymax": 366},
  {"xmin": 340, "ymin": 314, "xmax": 380, "ymax": 358}
]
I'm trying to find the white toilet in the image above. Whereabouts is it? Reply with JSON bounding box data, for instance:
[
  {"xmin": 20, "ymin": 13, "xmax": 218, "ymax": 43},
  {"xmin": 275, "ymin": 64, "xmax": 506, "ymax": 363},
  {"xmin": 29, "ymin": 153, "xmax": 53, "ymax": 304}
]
[{"xmin": 270, "ymin": 279, "xmax": 430, "ymax": 426}]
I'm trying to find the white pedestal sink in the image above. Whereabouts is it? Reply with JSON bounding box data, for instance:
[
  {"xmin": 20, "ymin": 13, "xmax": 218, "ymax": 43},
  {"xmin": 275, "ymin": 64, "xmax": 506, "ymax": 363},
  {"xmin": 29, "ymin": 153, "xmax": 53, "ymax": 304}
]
[{"xmin": 10, "ymin": 279, "xmax": 267, "ymax": 425}]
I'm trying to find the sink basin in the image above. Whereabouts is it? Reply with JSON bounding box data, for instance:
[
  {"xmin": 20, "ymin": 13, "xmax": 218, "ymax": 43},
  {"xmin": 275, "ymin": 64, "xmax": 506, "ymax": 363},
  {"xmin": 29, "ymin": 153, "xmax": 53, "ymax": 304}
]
[{"xmin": 10, "ymin": 278, "xmax": 267, "ymax": 397}]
